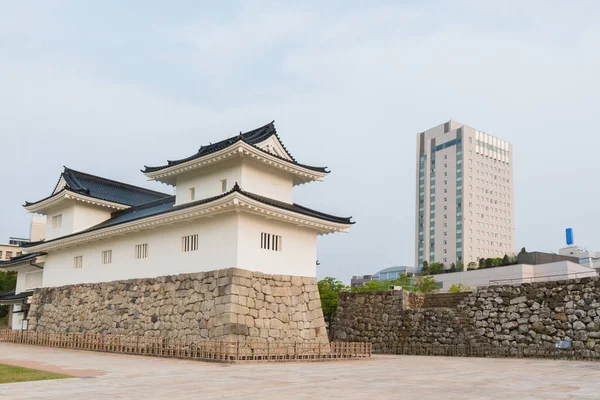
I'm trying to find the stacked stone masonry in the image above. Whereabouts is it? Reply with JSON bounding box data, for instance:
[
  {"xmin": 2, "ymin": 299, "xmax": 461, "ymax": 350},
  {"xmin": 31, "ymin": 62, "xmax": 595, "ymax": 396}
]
[
  {"xmin": 335, "ymin": 277, "xmax": 600, "ymax": 355},
  {"xmin": 28, "ymin": 268, "xmax": 328, "ymax": 343}
]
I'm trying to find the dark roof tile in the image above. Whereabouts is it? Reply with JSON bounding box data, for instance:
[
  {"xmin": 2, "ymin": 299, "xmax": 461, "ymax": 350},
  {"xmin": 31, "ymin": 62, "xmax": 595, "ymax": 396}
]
[
  {"xmin": 25, "ymin": 168, "xmax": 171, "ymax": 208},
  {"xmin": 143, "ymin": 122, "xmax": 328, "ymax": 174}
]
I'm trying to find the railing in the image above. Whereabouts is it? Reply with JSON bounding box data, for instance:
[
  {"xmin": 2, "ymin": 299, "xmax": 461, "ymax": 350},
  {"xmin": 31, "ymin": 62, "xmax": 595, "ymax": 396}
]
[
  {"xmin": 376, "ymin": 343, "xmax": 600, "ymax": 361},
  {"xmin": 489, "ymin": 270, "xmax": 598, "ymax": 286},
  {"xmin": 0, "ymin": 330, "xmax": 371, "ymax": 363}
]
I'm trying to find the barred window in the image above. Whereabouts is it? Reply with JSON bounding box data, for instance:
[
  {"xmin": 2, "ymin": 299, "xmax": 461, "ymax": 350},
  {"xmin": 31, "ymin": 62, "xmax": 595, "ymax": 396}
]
[
  {"xmin": 261, "ymin": 232, "xmax": 282, "ymax": 252},
  {"xmin": 102, "ymin": 250, "xmax": 112, "ymax": 265},
  {"xmin": 73, "ymin": 256, "xmax": 83, "ymax": 269},
  {"xmin": 182, "ymin": 234, "xmax": 199, "ymax": 252},
  {"xmin": 135, "ymin": 243, "xmax": 148, "ymax": 259}
]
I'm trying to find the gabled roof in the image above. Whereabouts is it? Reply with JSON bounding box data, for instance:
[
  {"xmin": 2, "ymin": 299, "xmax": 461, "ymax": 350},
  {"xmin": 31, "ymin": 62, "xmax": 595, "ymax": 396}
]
[
  {"xmin": 24, "ymin": 167, "xmax": 171, "ymax": 209},
  {"xmin": 142, "ymin": 122, "xmax": 328, "ymax": 174},
  {"xmin": 22, "ymin": 184, "xmax": 353, "ymax": 250}
]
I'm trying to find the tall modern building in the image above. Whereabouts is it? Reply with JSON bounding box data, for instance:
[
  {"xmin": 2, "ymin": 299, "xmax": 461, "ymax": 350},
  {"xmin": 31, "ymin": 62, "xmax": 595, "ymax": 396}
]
[{"xmin": 415, "ymin": 120, "xmax": 515, "ymax": 269}]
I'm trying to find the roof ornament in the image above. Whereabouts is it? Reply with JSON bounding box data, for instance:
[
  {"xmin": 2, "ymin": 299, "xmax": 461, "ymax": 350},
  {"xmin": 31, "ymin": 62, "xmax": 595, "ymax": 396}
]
[{"xmin": 233, "ymin": 182, "xmax": 241, "ymax": 191}]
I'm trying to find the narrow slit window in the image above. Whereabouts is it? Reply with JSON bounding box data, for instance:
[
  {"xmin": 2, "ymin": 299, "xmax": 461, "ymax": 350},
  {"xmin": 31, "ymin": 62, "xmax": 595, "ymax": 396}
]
[
  {"xmin": 260, "ymin": 232, "xmax": 282, "ymax": 252},
  {"xmin": 221, "ymin": 179, "xmax": 227, "ymax": 193},
  {"xmin": 182, "ymin": 234, "xmax": 199, "ymax": 252},
  {"xmin": 73, "ymin": 255, "xmax": 83, "ymax": 269},
  {"xmin": 102, "ymin": 250, "xmax": 112, "ymax": 265},
  {"xmin": 189, "ymin": 187, "xmax": 196, "ymax": 201},
  {"xmin": 135, "ymin": 243, "xmax": 148, "ymax": 259}
]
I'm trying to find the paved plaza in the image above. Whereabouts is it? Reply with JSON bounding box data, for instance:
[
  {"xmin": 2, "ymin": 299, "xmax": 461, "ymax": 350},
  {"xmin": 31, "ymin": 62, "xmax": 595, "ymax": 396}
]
[{"xmin": 1, "ymin": 343, "xmax": 600, "ymax": 399}]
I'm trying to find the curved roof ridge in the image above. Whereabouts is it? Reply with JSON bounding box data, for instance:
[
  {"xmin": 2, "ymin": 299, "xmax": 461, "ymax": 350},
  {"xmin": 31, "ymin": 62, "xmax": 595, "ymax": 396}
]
[{"xmin": 143, "ymin": 122, "xmax": 328, "ymax": 174}]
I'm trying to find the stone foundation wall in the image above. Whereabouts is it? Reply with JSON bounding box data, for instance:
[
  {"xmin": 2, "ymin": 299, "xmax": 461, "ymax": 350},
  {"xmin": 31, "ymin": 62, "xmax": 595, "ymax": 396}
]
[
  {"xmin": 28, "ymin": 268, "xmax": 328, "ymax": 343},
  {"xmin": 334, "ymin": 291, "xmax": 471, "ymax": 349},
  {"xmin": 335, "ymin": 277, "xmax": 600, "ymax": 355}
]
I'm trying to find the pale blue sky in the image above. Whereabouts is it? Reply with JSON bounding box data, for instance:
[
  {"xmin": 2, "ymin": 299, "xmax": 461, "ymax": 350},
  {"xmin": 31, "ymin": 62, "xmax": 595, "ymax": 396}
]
[{"xmin": 1, "ymin": 1, "xmax": 598, "ymax": 283}]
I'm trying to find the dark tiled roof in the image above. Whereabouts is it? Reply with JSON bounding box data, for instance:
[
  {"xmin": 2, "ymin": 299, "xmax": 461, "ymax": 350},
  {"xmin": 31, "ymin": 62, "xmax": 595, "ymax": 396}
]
[
  {"xmin": 0, "ymin": 252, "xmax": 46, "ymax": 268},
  {"xmin": 0, "ymin": 290, "xmax": 15, "ymax": 298},
  {"xmin": 22, "ymin": 184, "xmax": 353, "ymax": 248},
  {"xmin": 25, "ymin": 167, "xmax": 171, "ymax": 208},
  {"xmin": 0, "ymin": 290, "xmax": 33, "ymax": 302},
  {"xmin": 143, "ymin": 122, "xmax": 328, "ymax": 174}
]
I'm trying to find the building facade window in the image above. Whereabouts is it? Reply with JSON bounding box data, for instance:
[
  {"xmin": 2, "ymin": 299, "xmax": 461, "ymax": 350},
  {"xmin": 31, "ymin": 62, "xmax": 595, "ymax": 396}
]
[
  {"xmin": 101, "ymin": 250, "xmax": 112, "ymax": 265},
  {"xmin": 135, "ymin": 243, "xmax": 148, "ymax": 259},
  {"xmin": 73, "ymin": 256, "xmax": 83, "ymax": 269},
  {"xmin": 221, "ymin": 179, "xmax": 227, "ymax": 193},
  {"xmin": 261, "ymin": 232, "xmax": 282, "ymax": 252},
  {"xmin": 182, "ymin": 234, "xmax": 199, "ymax": 252},
  {"xmin": 189, "ymin": 187, "xmax": 196, "ymax": 201},
  {"xmin": 52, "ymin": 214, "xmax": 62, "ymax": 229}
]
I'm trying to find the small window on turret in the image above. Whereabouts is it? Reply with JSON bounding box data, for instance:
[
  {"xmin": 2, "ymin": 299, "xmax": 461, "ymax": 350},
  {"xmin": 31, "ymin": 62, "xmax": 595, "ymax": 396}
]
[
  {"xmin": 189, "ymin": 187, "xmax": 195, "ymax": 201},
  {"xmin": 221, "ymin": 179, "xmax": 227, "ymax": 193},
  {"xmin": 52, "ymin": 214, "xmax": 62, "ymax": 229}
]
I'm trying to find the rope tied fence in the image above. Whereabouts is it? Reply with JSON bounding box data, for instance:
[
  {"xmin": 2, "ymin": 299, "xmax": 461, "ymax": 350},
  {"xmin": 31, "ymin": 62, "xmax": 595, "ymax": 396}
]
[{"xmin": 0, "ymin": 330, "xmax": 371, "ymax": 363}]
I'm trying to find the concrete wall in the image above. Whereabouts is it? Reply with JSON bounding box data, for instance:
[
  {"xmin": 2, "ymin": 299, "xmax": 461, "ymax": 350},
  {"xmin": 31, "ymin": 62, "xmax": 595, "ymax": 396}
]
[
  {"xmin": 28, "ymin": 268, "xmax": 328, "ymax": 343},
  {"xmin": 432, "ymin": 261, "xmax": 596, "ymax": 290}
]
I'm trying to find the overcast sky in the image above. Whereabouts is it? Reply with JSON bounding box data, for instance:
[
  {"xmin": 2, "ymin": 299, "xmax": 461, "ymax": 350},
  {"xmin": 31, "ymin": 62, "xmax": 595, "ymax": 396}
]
[{"xmin": 1, "ymin": 1, "xmax": 598, "ymax": 283}]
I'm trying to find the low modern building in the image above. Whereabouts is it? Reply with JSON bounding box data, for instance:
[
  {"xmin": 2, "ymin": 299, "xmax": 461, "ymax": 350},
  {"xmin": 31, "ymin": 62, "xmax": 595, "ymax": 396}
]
[
  {"xmin": 432, "ymin": 261, "xmax": 596, "ymax": 291},
  {"xmin": 517, "ymin": 251, "xmax": 579, "ymax": 265},
  {"xmin": 350, "ymin": 274, "xmax": 372, "ymax": 288},
  {"xmin": 372, "ymin": 266, "xmax": 416, "ymax": 281},
  {"xmin": 0, "ymin": 121, "xmax": 354, "ymax": 333},
  {"xmin": 0, "ymin": 243, "xmax": 20, "ymax": 261},
  {"xmin": 559, "ymin": 246, "xmax": 600, "ymax": 270}
]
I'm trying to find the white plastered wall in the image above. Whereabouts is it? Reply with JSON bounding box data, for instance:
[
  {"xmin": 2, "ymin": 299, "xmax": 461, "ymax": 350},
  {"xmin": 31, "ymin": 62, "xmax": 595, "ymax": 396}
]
[
  {"xmin": 39, "ymin": 210, "xmax": 320, "ymax": 288},
  {"xmin": 236, "ymin": 213, "xmax": 317, "ymax": 277},
  {"xmin": 175, "ymin": 158, "xmax": 294, "ymax": 206},
  {"xmin": 45, "ymin": 202, "xmax": 112, "ymax": 241},
  {"xmin": 41, "ymin": 213, "xmax": 239, "ymax": 287},
  {"xmin": 175, "ymin": 161, "xmax": 243, "ymax": 206}
]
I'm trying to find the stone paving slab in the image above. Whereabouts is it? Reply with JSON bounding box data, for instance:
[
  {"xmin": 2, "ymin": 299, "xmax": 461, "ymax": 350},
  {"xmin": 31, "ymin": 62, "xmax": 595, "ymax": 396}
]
[{"xmin": 1, "ymin": 343, "xmax": 600, "ymax": 399}]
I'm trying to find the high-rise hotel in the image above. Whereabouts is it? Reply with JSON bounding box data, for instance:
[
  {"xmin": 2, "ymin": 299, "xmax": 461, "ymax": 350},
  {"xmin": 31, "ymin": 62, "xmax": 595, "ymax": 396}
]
[{"xmin": 415, "ymin": 120, "xmax": 515, "ymax": 269}]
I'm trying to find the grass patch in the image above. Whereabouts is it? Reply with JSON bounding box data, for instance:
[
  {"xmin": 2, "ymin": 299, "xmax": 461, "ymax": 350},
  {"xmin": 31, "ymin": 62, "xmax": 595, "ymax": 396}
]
[{"xmin": 0, "ymin": 364, "xmax": 70, "ymax": 384}]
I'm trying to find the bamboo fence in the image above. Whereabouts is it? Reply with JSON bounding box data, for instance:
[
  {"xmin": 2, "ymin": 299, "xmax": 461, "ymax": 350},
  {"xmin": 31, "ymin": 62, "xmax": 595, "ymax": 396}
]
[{"xmin": 0, "ymin": 330, "xmax": 371, "ymax": 363}]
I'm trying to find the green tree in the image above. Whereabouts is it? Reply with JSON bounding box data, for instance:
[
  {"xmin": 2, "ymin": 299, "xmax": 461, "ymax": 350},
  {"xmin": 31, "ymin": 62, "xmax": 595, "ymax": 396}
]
[
  {"xmin": 317, "ymin": 277, "xmax": 347, "ymax": 333},
  {"xmin": 456, "ymin": 261, "xmax": 465, "ymax": 272},
  {"xmin": 520, "ymin": 247, "xmax": 527, "ymax": 254},
  {"xmin": 448, "ymin": 283, "xmax": 471, "ymax": 293},
  {"xmin": 478, "ymin": 258, "xmax": 485, "ymax": 268},
  {"xmin": 485, "ymin": 258, "xmax": 494, "ymax": 268},
  {"xmin": 0, "ymin": 271, "xmax": 17, "ymax": 326},
  {"xmin": 414, "ymin": 276, "xmax": 439, "ymax": 293},
  {"xmin": 467, "ymin": 261, "xmax": 477, "ymax": 270},
  {"xmin": 501, "ymin": 254, "xmax": 511, "ymax": 266},
  {"xmin": 428, "ymin": 262, "xmax": 444, "ymax": 275}
]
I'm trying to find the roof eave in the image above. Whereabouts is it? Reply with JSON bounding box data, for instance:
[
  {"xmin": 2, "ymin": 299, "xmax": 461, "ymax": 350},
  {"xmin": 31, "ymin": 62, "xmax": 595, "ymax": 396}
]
[
  {"xmin": 24, "ymin": 190, "xmax": 131, "ymax": 214},
  {"xmin": 143, "ymin": 142, "xmax": 328, "ymax": 186},
  {"xmin": 24, "ymin": 192, "xmax": 352, "ymax": 252}
]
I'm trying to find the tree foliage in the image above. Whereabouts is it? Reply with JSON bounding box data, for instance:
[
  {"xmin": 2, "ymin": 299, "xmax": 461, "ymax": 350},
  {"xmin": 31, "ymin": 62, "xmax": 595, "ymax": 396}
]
[
  {"xmin": 414, "ymin": 276, "xmax": 439, "ymax": 293},
  {"xmin": 448, "ymin": 283, "xmax": 471, "ymax": 293},
  {"xmin": 317, "ymin": 277, "xmax": 347, "ymax": 328},
  {"xmin": 0, "ymin": 271, "xmax": 17, "ymax": 325}
]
